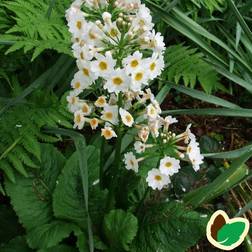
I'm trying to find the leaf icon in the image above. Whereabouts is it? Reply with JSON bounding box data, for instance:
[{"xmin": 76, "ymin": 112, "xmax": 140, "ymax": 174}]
[
  {"xmin": 206, "ymin": 210, "xmax": 250, "ymax": 250},
  {"xmin": 217, "ymin": 222, "xmax": 247, "ymax": 246}
]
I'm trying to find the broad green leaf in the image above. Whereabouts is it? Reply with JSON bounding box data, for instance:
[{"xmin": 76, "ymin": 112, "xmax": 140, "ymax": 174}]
[
  {"xmin": 5, "ymin": 144, "xmax": 65, "ymax": 230},
  {"xmin": 0, "ymin": 236, "xmax": 31, "ymax": 252},
  {"xmin": 217, "ymin": 222, "xmax": 247, "ymax": 246},
  {"xmin": 53, "ymin": 149, "xmax": 107, "ymax": 228},
  {"xmin": 103, "ymin": 209, "xmax": 138, "ymax": 251},
  {"xmin": 133, "ymin": 202, "xmax": 207, "ymax": 252},
  {"xmin": 38, "ymin": 244, "xmax": 78, "ymax": 252},
  {"xmin": 27, "ymin": 221, "xmax": 80, "ymax": 249}
]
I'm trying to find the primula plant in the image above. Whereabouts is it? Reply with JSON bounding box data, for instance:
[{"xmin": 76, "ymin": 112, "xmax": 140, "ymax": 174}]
[
  {"xmin": 0, "ymin": 0, "xmax": 251, "ymax": 251},
  {"xmin": 66, "ymin": 0, "xmax": 203, "ymax": 191}
]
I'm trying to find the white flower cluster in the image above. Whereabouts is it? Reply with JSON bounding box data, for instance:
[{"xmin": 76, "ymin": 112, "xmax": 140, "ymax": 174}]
[
  {"xmin": 66, "ymin": 0, "xmax": 165, "ymax": 138},
  {"xmin": 66, "ymin": 0, "xmax": 204, "ymax": 191},
  {"xmin": 124, "ymin": 120, "xmax": 204, "ymax": 191}
]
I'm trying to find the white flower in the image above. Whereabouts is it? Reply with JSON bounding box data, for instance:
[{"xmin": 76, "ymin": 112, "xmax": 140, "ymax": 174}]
[
  {"xmin": 104, "ymin": 68, "xmax": 130, "ymax": 94},
  {"xmin": 101, "ymin": 104, "xmax": 119, "ymax": 125},
  {"xmin": 95, "ymin": 96, "xmax": 107, "ymax": 107},
  {"xmin": 123, "ymin": 152, "xmax": 139, "ymax": 172},
  {"xmin": 187, "ymin": 140, "xmax": 204, "ymax": 171},
  {"xmin": 102, "ymin": 12, "xmax": 112, "ymax": 23},
  {"xmin": 68, "ymin": 11, "xmax": 86, "ymax": 38},
  {"xmin": 138, "ymin": 126, "xmax": 149, "ymax": 143},
  {"xmin": 79, "ymin": 102, "xmax": 92, "ymax": 116},
  {"xmin": 148, "ymin": 118, "xmax": 161, "ymax": 138},
  {"xmin": 146, "ymin": 104, "xmax": 159, "ymax": 119},
  {"xmin": 83, "ymin": 23, "xmax": 104, "ymax": 47},
  {"xmin": 132, "ymin": 4, "xmax": 154, "ymax": 31},
  {"xmin": 146, "ymin": 168, "xmax": 170, "ymax": 190},
  {"xmin": 184, "ymin": 124, "xmax": 196, "ymax": 144},
  {"xmin": 159, "ymin": 156, "xmax": 181, "ymax": 176},
  {"xmin": 144, "ymin": 53, "xmax": 165, "ymax": 80},
  {"xmin": 147, "ymin": 31, "xmax": 165, "ymax": 53},
  {"xmin": 130, "ymin": 67, "xmax": 149, "ymax": 92},
  {"xmin": 72, "ymin": 44, "xmax": 93, "ymax": 61},
  {"xmin": 70, "ymin": 76, "xmax": 86, "ymax": 95},
  {"xmin": 123, "ymin": 51, "xmax": 143, "ymax": 74},
  {"xmin": 74, "ymin": 110, "xmax": 85, "ymax": 129},
  {"xmin": 162, "ymin": 116, "xmax": 178, "ymax": 131},
  {"xmin": 89, "ymin": 118, "xmax": 99, "ymax": 130},
  {"xmin": 119, "ymin": 108, "xmax": 134, "ymax": 127},
  {"xmin": 91, "ymin": 51, "xmax": 116, "ymax": 78},
  {"xmin": 101, "ymin": 126, "xmax": 117, "ymax": 140},
  {"xmin": 103, "ymin": 22, "xmax": 121, "ymax": 44},
  {"xmin": 67, "ymin": 91, "xmax": 80, "ymax": 112},
  {"xmin": 76, "ymin": 60, "xmax": 97, "ymax": 86},
  {"xmin": 134, "ymin": 141, "xmax": 146, "ymax": 153}
]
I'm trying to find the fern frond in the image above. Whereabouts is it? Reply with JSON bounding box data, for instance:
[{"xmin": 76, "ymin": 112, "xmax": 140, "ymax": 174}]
[
  {"xmin": 1, "ymin": 0, "xmax": 72, "ymax": 60},
  {"xmin": 163, "ymin": 44, "xmax": 222, "ymax": 94},
  {"xmin": 189, "ymin": 0, "xmax": 226, "ymax": 13},
  {"xmin": 0, "ymin": 91, "xmax": 71, "ymax": 182}
]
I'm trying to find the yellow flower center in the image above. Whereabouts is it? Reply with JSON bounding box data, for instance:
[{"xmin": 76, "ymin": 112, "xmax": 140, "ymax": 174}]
[
  {"xmin": 90, "ymin": 119, "xmax": 98, "ymax": 127},
  {"xmin": 187, "ymin": 146, "xmax": 192, "ymax": 153},
  {"xmin": 155, "ymin": 175, "xmax": 162, "ymax": 181},
  {"xmin": 74, "ymin": 82, "xmax": 81, "ymax": 89},
  {"xmin": 104, "ymin": 129, "xmax": 112, "ymax": 138},
  {"xmin": 99, "ymin": 61, "xmax": 108, "ymax": 71},
  {"xmin": 83, "ymin": 68, "xmax": 90, "ymax": 77},
  {"xmin": 82, "ymin": 104, "xmax": 89, "ymax": 114},
  {"xmin": 139, "ymin": 19, "xmax": 145, "ymax": 26},
  {"xmin": 130, "ymin": 60, "xmax": 139, "ymax": 68},
  {"xmin": 80, "ymin": 52, "xmax": 84, "ymax": 60},
  {"xmin": 89, "ymin": 31, "xmax": 96, "ymax": 40},
  {"xmin": 76, "ymin": 21, "xmax": 82, "ymax": 30},
  {"xmin": 125, "ymin": 115, "xmax": 132, "ymax": 123},
  {"xmin": 150, "ymin": 62, "xmax": 156, "ymax": 71},
  {"xmin": 165, "ymin": 162, "xmax": 172, "ymax": 168},
  {"xmin": 113, "ymin": 77, "xmax": 123, "ymax": 86},
  {"xmin": 135, "ymin": 72, "xmax": 143, "ymax": 81},
  {"xmin": 105, "ymin": 112, "xmax": 113, "ymax": 120},
  {"xmin": 76, "ymin": 114, "xmax": 81, "ymax": 124}
]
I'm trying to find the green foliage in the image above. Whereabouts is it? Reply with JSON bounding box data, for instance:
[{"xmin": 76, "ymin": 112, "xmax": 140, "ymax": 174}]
[
  {"xmin": 163, "ymin": 44, "xmax": 221, "ymax": 93},
  {"xmin": 103, "ymin": 209, "xmax": 138, "ymax": 251},
  {"xmin": 53, "ymin": 149, "xmax": 107, "ymax": 229},
  {"xmin": 0, "ymin": 91, "xmax": 71, "ymax": 182},
  {"xmin": 0, "ymin": 236, "xmax": 32, "ymax": 252},
  {"xmin": 0, "ymin": 0, "xmax": 72, "ymax": 60},
  {"xmin": 187, "ymin": 0, "xmax": 226, "ymax": 13},
  {"xmin": 133, "ymin": 202, "xmax": 208, "ymax": 252}
]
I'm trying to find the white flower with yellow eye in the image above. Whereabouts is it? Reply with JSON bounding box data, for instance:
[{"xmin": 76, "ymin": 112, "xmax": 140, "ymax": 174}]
[
  {"xmin": 79, "ymin": 102, "xmax": 92, "ymax": 116},
  {"xmin": 101, "ymin": 126, "xmax": 117, "ymax": 140},
  {"xmin": 119, "ymin": 108, "xmax": 134, "ymax": 127},
  {"xmin": 74, "ymin": 110, "xmax": 85, "ymax": 129},
  {"xmin": 134, "ymin": 141, "xmax": 146, "ymax": 154},
  {"xmin": 138, "ymin": 126, "xmax": 149, "ymax": 143},
  {"xmin": 146, "ymin": 103, "xmax": 159, "ymax": 120},
  {"xmin": 159, "ymin": 157, "xmax": 181, "ymax": 176},
  {"xmin": 95, "ymin": 96, "xmax": 107, "ymax": 108},
  {"xmin": 147, "ymin": 30, "xmax": 165, "ymax": 54},
  {"xmin": 76, "ymin": 60, "xmax": 97, "ymax": 85},
  {"xmin": 130, "ymin": 67, "xmax": 149, "ymax": 92},
  {"xmin": 101, "ymin": 105, "xmax": 119, "ymax": 125},
  {"xmin": 132, "ymin": 4, "xmax": 154, "ymax": 32},
  {"xmin": 68, "ymin": 11, "xmax": 86, "ymax": 38},
  {"xmin": 148, "ymin": 118, "xmax": 161, "ymax": 138},
  {"xmin": 89, "ymin": 118, "xmax": 99, "ymax": 130},
  {"xmin": 123, "ymin": 51, "xmax": 143, "ymax": 75},
  {"xmin": 72, "ymin": 43, "xmax": 93, "ymax": 61},
  {"xmin": 91, "ymin": 52, "xmax": 116, "ymax": 78},
  {"xmin": 67, "ymin": 91, "xmax": 80, "ymax": 112},
  {"xmin": 144, "ymin": 53, "xmax": 164, "ymax": 80},
  {"xmin": 146, "ymin": 168, "xmax": 170, "ymax": 190},
  {"xmin": 83, "ymin": 23, "xmax": 104, "ymax": 47},
  {"xmin": 104, "ymin": 68, "xmax": 130, "ymax": 94},
  {"xmin": 123, "ymin": 152, "xmax": 139, "ymax": 173}
]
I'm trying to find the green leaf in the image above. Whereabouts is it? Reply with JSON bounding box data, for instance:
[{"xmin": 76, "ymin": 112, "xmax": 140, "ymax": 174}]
[
  {"xmin": 217, "ymin": 222, "xmax": 247, "ymax": 246},
  {"xmin": 27, "ymin": 221, "xmax": 80, "ymax": 249},
  {"xmin": 103, "ymin": 209, "xmax": 138, "ymax": 251},
  {"xmin": 5, "ymin": 144, "xmax": 65, "ymax": 230},
  {"xmin": 38, "ymin": 244, "xmax": 78, "ymax": 252},
  {"xmin": 0, "ymin": 236, "xmax": 32, "ymax": 252},
  {"xmin": 133, "ymin": 202, "xmax": 207, "ymax": 252},
  {"xmin": 53, "ymin": 149, "xmax": 107, "ymax": 228}
]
